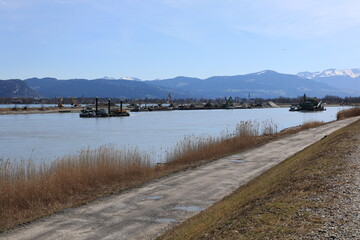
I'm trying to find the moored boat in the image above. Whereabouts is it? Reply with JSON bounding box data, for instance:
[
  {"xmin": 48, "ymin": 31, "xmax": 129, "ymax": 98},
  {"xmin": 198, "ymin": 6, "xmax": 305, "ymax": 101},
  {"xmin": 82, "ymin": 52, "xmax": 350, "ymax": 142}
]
[{"xmin": 289, "ymin": 94, "xmax": 325, "ymax": 112}]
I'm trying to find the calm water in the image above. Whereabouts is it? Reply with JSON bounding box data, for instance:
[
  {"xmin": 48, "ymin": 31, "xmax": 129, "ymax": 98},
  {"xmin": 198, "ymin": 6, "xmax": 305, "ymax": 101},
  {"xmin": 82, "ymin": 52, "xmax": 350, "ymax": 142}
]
[{"xmin": 0, "ymin": 107, "xmax": 349, "ymax": 163}]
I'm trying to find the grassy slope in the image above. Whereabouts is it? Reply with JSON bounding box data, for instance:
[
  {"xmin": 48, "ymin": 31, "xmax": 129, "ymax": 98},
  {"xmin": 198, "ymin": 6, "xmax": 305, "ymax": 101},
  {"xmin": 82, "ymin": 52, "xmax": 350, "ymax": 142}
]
[{"xmin": 158, "ymin": 120, "xmax": 360, "ymax": 240}]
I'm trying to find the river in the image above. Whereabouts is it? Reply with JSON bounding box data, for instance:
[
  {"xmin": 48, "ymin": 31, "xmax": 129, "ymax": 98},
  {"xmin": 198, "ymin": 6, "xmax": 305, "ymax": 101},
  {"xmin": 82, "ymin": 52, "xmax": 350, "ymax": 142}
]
[{"xmin": 0, "ymin": 107, "xmax": 348, "ymax": 163}]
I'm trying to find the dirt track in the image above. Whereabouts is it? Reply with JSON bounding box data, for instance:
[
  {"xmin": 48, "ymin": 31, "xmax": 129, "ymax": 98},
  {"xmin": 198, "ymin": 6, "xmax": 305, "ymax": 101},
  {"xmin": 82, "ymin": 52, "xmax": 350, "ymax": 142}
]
[{"xmin": 2, "ymin": 117, "xmax": 359, "ymax": 240}]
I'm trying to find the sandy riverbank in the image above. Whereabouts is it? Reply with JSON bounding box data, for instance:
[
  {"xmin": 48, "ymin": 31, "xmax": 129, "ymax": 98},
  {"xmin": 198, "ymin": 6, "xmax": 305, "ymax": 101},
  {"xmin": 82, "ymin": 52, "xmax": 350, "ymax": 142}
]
[{"xmin": 0, "ymin": 107, "xmax": 81, "ymax": 115}]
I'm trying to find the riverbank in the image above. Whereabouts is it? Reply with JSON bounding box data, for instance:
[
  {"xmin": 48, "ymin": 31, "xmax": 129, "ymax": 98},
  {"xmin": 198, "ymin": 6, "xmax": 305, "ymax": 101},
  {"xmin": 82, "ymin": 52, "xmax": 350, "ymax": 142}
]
[
  {"xmin": 0, "ymin": 104, "xmax": 348, "ymax": 116},
  {"xmin": 1, "ymin": 116, "xmax": 358, "ymax": 239},
  {"xmin": 0, "ymin": 120, "xmax": 322, "ymax": 232},
  {"xmin": 0, "ymin": 106, "xmax": 81, "ymax": 115},
  {"xmin": 0, "ymin": 105, "xmax": 279, "ymax": 115},
  {"xmin": 158, "ymin": 118, "xmax": 360, "ymax": 239}
]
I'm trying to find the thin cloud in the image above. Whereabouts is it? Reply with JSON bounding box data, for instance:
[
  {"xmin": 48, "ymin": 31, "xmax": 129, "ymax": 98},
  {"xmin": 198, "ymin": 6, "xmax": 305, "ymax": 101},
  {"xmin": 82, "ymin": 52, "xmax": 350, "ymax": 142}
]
[
  {"xmin": 232, "ymin": 0, "xmax": 360, "ymax": 38},
  {"xmin": 145, "ymin": 0, "xmax": 360, "ymax": 39}
]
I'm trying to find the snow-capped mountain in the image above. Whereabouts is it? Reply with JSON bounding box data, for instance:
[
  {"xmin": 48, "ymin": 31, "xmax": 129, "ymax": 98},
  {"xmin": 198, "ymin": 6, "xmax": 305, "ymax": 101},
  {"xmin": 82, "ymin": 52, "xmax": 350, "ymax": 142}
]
[
  {"xmin": 151, "ymin": 70, "xmax": 350, "ymax": 98},
  {"xmin": 3, "ymin": 69, "xmax": 359, "ymax": 98},
  {"xmin": 297, "ymin": 68, "xmax": 360, "ymax": 94},
  {"xmin": 298, "ymin": 68, "xmax": 360, "ymax": 79}
]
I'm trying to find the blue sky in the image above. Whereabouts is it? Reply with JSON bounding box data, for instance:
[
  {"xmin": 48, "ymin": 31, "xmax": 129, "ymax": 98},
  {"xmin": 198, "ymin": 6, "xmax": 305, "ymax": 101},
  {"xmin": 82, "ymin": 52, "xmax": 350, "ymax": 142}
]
[{"xmin": 1, "ymin": 0, "xmax": 360, "ymax": 80}]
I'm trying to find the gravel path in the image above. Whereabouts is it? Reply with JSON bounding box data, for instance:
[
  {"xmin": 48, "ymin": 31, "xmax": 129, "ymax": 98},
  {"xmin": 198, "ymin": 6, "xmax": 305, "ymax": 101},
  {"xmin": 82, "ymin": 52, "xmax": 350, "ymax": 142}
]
[{"xmin": 305, "ymin": 134, "xmax": 360, "ymax": 239}]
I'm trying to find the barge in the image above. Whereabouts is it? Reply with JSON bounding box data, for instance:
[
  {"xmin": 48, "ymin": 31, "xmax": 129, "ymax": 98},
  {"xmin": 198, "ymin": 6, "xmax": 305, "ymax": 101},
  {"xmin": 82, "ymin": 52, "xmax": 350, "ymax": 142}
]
[
  {"xmin": 289, "ymin": 94, "xmax": 325, "ymax": 112},
  {"xmin": 80, "ymin": 98, "xmax": 129, "ymax": 118}
]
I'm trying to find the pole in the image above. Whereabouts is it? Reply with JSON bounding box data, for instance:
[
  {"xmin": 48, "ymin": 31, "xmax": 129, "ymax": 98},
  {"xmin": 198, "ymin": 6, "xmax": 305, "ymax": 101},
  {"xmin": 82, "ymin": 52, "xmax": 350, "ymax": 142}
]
[
  {"xmin": 120, "ymin": 101, "xmax": 123, "ymax": 116},
  {"xmin": 108, "ymin": 99, "xmax": 111, "ymax": 116},
  {"xmin": 95, "ymin": 97, "xmax": 98, "ymax": 115}
]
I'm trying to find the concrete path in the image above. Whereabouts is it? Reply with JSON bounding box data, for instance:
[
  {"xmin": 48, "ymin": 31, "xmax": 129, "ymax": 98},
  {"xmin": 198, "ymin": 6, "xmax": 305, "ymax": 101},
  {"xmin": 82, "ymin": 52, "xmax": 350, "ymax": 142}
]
[{"xmin": 3, "ymin": 117, "xmax": 359, "ymax": 240}]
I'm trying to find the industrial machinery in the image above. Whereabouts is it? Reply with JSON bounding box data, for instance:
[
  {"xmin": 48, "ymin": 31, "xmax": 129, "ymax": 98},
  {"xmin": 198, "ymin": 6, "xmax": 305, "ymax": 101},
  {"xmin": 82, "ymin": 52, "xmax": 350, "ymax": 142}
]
[
  {"xmin": 289, "ymin": 94, "xmax": 325, "ymax": 111},
  {"xmin": 58, "ymin": 98, "xmax": 64, "ymax": 108},
  {"xmin": 79, "ymin": 98, "xmax": 129, "ymax": 118},
  {"xmin": 166, "ymin": 94, "xmax": 174, "ymax": 107},
  {"xmin": 71, "ymin": 98, "xmax": 79, "ymax": 107},
  {"xmin": 222, "ymin": 97, "xmax": 234, "ymax": 109}
]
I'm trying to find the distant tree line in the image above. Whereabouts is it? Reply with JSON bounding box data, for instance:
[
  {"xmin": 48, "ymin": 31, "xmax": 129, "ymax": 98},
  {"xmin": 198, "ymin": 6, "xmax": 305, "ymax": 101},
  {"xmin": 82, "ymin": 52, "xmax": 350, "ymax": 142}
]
[{"xmin": 0, "ymin": 95, "xmax": 359, "ymax": 105}]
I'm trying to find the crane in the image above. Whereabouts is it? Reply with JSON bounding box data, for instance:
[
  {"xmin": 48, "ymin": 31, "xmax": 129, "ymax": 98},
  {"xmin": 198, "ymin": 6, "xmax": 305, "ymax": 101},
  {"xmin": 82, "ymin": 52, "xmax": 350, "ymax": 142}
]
[
  {"xmin": 222, "ymin": 96, "xmax": 233, "ymax": 109},
  {"xmin": 167, "ymin": 94, "xmax": 174, "ymax": 107},
  {"xmin": 58, "ymin": 98, "xmax": 64, "ymax": 108},
  {"xmin": 71, "ymin": 98, "xmax": 79, "ymax": 107}
]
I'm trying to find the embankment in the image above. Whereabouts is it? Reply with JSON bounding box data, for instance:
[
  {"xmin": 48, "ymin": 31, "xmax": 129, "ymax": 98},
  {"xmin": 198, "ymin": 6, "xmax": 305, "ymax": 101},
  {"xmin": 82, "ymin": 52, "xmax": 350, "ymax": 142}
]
[
  {"xmin": 1, "ymin": 117, "xmax": 358, "ymax": 239},
  {"xmin": 159, "ymin": 118, "xmax": 360, "ymax": 239},
  {"xmin": 0, "ymin": 120, "xmax": 283, "ymax": 231},
  {"xmin": 0, "ymin": 107, "xmax": 80, "ymax": 115}
]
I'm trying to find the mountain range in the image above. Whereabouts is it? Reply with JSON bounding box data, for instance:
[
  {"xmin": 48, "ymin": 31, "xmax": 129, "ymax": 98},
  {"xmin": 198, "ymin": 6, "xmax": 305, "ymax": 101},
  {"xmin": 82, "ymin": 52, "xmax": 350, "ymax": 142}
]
[
  {"xmin": 23, "ymin": 77, "xmax": 189, "ymax": 99},
  {"xmin": 1, "ymin": 69, "xmax": 359, "ymax": 99},
  {"xmin": 0, "ymin": 80, "xmax": 39, "ymax": 98},
  {"xmin": 298, "ymin": 68, "xmax": 360, "ymax": 93},
  {"xmin": 150, "ymin": 70, "xmax": 349, "ymax": 98}
]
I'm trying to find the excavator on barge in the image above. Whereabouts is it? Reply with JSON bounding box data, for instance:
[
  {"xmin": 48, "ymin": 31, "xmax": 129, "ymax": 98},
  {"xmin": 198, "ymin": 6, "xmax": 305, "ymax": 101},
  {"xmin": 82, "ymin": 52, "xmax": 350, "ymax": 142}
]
[{"xmin": 289, "ymin": 94, "xmax": 325, "ymax": 111}]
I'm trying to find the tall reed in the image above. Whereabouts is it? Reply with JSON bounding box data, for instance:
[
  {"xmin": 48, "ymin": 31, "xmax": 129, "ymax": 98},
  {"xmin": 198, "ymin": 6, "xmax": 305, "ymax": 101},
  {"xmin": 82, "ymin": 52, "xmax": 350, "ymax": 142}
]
[
  {"xmin": 337, "ymin": 107, "xmax": 360, "ymax": 120},
  {"xmin": 0, "ymin": 146, "xmax": 154, "ymax": 230},
  {"xmin": 167, "ymin": 120, "xmax": 278, "ymax": 168}
]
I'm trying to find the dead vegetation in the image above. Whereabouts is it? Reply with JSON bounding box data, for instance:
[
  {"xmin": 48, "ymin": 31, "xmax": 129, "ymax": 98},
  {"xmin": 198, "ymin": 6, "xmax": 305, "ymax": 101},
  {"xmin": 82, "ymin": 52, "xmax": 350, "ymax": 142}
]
[
  {"xmin": 0, "ymin": 106, "xmax": 80, "ymax": 115},
  {"xmin": 0, "ymin": 106, "xmax": 48, "ymax": 112},
  {"xmin": 280, "ymin": 120, "xmax": 325, "ymax": 134},
  {"xmin": 0, "ymin": 120, "xmax": 324, "ymax": 232},
  {"xmin": 337, "ymin": 107, "xmax": 360, "ymax": 120}
]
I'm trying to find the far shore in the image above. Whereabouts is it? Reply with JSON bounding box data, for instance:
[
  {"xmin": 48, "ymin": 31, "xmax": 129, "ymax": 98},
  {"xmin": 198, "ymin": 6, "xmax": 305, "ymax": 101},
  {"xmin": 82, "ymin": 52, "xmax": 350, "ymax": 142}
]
[
  {"xmin": 0, "ymin": 104, "xmax": 347, "ymax": 116},
  {"xmin": 0, "ymin": 106, "xmax": 82, "ymax": 115}
]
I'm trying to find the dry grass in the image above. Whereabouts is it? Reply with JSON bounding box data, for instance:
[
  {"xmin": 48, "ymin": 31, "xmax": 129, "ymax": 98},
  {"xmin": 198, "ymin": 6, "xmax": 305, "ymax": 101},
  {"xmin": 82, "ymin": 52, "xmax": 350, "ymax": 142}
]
[
  {"xmin": 0, "ymin": 107, "xmax": 51, "ymax": 115},
  {"xmin": 280, "ymin": 121, "xmax": 324, "ymax": 135},
  {"xmin": 0, "ymin": 107, "xmax": 21, "ymax": 113},
  {"xmin": 337, "ymin": 107, "xmax": 360, "ymax": 120},
  {"xmin": 0, "ymin": 146, "xmax": 158, "ymax": 230},
  {"xmin": 167, "ymin": 121, "xmax": 278, "ymax": 168},
  {"xmin": 0, "ymin": 107, "xmax": 48, "ymax": 112},
  {"xmin": 158, "ymin": 120, "xmax": 360, "ymax": 240},
  {"xmin": 0, "ymin": 120, "xmax": 323, "ymax": 232},
  {"xmin": 0, "ymin": 106, "xmax": 79, "ymax": 115}
]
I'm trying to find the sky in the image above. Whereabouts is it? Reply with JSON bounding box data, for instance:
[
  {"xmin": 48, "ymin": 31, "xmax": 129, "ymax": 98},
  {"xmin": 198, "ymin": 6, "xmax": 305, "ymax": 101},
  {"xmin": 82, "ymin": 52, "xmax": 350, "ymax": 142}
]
[{"xmin": 1, "ymin": 0, "xmax": 360, "ymax": 80}]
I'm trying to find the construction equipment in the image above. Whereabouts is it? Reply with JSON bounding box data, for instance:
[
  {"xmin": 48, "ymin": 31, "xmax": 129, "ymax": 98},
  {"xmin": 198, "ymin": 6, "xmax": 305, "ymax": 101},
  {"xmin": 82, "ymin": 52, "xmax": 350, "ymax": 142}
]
[
  {"xmin": 166, "ymin": 94, "xmax": 174, "ymax": 107},
  {"xmin": 79, "ymin": 98, "xmax": 129, "ymax": 118},
  {"xmin": 58, "ymin": 98, "xmax": 64, "ymax": 108},
  {"xmin": 289, "ymin": 94, "xmax": 325, "ymax": 111},
  {"xmin": 71, "ymin": 98, "xmax": 79, "ymax": 107},
  {"xmin": 222, "ymin": 97, "xmax": 234, "ymax": 109}
]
